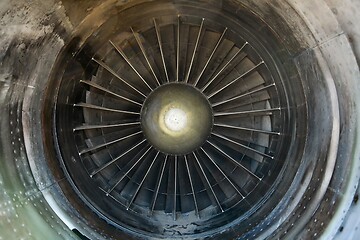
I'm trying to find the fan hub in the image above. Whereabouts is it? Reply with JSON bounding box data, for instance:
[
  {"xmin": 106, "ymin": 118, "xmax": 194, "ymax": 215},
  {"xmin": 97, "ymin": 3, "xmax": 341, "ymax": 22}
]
[{"xmin": 141, "ymin": 83, "xmax": 213, "ymax": 155}]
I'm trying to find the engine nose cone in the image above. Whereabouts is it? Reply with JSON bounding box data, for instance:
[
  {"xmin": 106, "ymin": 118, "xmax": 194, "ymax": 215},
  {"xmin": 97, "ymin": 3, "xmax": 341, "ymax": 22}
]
[{"xmin": 141, "ymin": 83, "xmax": 213, "ymax": 155}]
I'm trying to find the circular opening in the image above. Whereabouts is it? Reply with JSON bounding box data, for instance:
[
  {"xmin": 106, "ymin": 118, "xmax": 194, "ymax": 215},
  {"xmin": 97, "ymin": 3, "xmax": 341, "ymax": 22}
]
[{"xmin": 51, "ymin": 2, "xmax": 300, "ymax": 238}]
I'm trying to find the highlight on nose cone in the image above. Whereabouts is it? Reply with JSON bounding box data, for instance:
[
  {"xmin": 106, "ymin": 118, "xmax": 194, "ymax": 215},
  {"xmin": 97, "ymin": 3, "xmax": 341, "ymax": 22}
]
[{"xmin": 164, "ymin": 107, "xmax": 187, "ymax": 132}]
